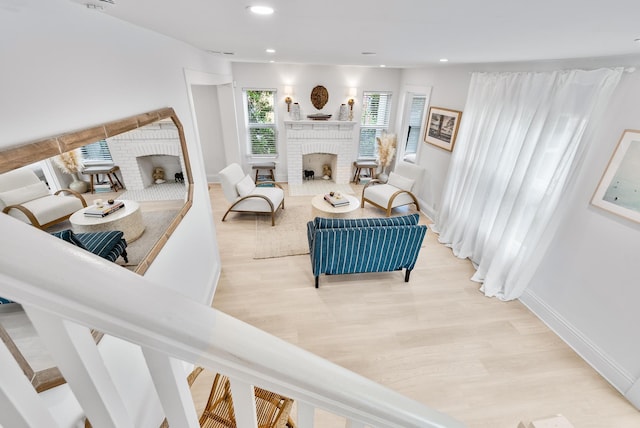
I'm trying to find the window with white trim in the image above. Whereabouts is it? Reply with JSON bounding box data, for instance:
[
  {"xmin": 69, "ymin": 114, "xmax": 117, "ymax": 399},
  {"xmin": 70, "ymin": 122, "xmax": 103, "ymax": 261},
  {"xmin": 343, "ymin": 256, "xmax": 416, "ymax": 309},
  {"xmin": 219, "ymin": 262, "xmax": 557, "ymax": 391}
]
[
  {"xmin": 244, "ymin": 89, "xmax": 277, "ymax": 156},
  {"xmin": 358, "ymin": 91, "xmax": 392, "ymax": 159}
]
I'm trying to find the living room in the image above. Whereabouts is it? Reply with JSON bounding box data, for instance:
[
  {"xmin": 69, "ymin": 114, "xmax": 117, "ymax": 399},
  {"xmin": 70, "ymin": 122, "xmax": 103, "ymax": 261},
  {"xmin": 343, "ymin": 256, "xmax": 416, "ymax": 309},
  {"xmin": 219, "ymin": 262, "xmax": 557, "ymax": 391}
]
[{"xmin": 2, "ymin": 0, "xmax": 640, "ymax": 427}]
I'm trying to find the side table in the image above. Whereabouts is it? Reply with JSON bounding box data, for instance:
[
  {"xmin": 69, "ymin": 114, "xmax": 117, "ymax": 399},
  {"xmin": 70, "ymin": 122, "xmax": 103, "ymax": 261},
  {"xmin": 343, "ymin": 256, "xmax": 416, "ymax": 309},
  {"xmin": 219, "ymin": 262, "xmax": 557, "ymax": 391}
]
[
  {"xmin": 82, "ymin": 165, "xmax": 124, "ymax": 194},
  {"xmin": 251, "ymin": 162, "xmax": 276, "ymax": 183},
  {"xmin": 352, "ymin": 161, "xmax": 378, "ymax": 184}
]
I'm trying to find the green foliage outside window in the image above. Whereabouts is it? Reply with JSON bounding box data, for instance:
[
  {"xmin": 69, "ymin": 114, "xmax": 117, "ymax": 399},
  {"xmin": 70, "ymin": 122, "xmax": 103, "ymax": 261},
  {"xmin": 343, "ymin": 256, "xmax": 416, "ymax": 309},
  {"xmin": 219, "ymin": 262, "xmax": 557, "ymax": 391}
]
[{"xmin": 246, "ymin": 90, "xmax": 277, "ymax": 155}]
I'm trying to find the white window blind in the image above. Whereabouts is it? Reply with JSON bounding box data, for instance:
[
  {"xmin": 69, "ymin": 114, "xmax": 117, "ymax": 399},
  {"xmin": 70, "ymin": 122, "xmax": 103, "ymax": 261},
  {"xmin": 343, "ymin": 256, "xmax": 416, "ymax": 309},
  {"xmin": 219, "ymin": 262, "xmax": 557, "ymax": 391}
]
[
  {"xmin": 245, "ymin": 89, "xmax": 277, "ymax": 156},
  {"xmin": 405, "ymin": 96, "xmax": 426, "ymax": 156},
  {"xmin": 359, "ymin": 91, "xmax": 392, "ymax": 158},
  {"xmin": 80, "ymin": 140, "xmax": 113, "ymax": 162}
]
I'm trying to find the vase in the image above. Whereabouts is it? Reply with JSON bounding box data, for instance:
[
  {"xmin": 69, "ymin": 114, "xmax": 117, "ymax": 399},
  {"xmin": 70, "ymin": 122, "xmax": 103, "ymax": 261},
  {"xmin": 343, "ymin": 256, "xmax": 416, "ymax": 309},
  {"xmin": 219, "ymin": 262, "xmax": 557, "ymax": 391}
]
[
  {"xmin": 69, "ymin": 173, "xmax": 89, "ymax": 194},
  {"xmin": 377, "ymin": 172, "xmax": 389, "ymax": 183},
  {"xmin": 377, "ymin": 166, "xmax": 390, "ymax": 183}
]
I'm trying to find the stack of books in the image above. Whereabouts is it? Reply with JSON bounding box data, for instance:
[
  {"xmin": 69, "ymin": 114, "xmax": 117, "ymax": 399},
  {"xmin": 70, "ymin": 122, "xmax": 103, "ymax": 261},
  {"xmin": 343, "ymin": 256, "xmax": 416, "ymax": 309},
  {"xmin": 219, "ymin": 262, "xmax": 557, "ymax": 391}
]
[
  {"xmin": 324, "ymin": 193, "xmax": 350, "ymax": 207},
  {"xmin": 84, "ymin": 200, "xmax": 125, "ymax": 217},
  {"xmin": 93, "ymin": 183, "xmax": 112, "ymax": 193}
]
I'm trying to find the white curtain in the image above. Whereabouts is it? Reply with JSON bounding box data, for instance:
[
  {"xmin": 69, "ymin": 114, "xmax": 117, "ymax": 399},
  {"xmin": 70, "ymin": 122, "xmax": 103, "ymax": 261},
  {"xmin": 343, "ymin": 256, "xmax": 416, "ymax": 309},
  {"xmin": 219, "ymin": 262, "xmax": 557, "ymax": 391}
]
[{"xmin": 435, "ymin": 68, "xmax": 623, "ymax": 301}]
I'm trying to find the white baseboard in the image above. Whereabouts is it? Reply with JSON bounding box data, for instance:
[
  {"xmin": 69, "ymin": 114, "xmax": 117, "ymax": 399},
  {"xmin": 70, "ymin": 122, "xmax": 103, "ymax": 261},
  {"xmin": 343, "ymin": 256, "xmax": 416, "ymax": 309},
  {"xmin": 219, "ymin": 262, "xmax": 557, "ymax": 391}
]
[
  {"xmin": 519, "ymin": 289, "xmax": 638, "ymax": 408},
  {"xmin": 417, "ymin": 197, "xmax": 436, "ymax": 223}
]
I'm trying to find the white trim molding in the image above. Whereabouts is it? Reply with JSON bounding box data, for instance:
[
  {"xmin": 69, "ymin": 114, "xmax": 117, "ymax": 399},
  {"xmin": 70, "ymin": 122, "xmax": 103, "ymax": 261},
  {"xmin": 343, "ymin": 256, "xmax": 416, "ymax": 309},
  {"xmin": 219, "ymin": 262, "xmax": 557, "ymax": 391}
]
[{"xmin": 519, "ymin": 289, "xmax": 638, "ymax": 408}]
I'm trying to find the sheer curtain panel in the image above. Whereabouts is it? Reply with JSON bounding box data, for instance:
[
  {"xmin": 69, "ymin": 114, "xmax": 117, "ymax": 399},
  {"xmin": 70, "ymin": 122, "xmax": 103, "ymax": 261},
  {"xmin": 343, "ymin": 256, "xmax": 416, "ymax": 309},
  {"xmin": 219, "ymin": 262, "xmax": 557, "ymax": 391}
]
[{"xmin": 435, "ymin": 68, "xmax": 623, "ymax": 301}]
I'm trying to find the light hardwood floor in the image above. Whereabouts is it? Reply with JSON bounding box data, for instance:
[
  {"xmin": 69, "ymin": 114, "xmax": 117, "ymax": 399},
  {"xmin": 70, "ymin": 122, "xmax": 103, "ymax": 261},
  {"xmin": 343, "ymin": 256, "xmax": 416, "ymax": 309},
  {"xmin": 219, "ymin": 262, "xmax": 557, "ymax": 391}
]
[{"xmin": 202, "ymin": 182, "xmax": 640, "ymax": 428}]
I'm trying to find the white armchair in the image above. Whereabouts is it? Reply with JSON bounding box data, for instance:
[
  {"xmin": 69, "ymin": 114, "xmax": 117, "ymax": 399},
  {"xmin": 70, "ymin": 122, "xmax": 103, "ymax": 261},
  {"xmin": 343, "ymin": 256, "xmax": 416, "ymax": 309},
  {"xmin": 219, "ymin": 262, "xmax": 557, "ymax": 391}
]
[
  {"xmin": 219, "ymin": 163, "xmax": 285, "ymax": 226},
  {"xmin": 0, "ymin": 168, "xmax": 87, "ymax": 229},
  {"xmin": 361, "ymin": 162, "xmax": 424, "ymax": 216}
]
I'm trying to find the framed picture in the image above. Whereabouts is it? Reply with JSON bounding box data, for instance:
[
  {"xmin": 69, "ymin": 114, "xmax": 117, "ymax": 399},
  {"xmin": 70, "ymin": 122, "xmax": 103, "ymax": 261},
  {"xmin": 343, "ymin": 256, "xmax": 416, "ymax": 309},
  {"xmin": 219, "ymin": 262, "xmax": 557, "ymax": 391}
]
[
  {"xmin": 424, "ymin": 107, "xmax": 462, "ymax": 151},
  {"xmin": 591, "ymin": 129, "xmax": 640, "ymax": 224}
]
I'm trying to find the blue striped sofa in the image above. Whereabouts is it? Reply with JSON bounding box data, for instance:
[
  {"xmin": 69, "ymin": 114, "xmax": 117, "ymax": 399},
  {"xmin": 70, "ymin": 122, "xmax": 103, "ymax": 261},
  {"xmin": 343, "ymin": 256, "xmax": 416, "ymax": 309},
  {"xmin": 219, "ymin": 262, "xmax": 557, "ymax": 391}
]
[{"xmin": 306, "ymin": 213, "xmax": 427, "ymax": 288}]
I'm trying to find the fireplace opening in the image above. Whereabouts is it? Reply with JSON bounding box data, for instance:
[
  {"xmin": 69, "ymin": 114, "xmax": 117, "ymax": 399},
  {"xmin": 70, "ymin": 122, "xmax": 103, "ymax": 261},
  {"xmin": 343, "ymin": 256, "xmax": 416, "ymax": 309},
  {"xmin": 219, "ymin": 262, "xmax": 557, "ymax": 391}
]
[
  {"xmin": 136, "ymin": 155, "xmax": 181, "ymax": 188},
  {"xmin": 302, "ymin": 153, "xmax": 337, "ymax": 182}
]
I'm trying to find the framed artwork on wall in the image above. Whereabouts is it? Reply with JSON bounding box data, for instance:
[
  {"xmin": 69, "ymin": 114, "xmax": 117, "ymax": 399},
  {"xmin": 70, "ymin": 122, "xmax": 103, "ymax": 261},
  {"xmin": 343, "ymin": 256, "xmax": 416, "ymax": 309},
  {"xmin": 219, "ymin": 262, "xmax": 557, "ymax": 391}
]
[
  {"xmin": 424, "ymin": 106, "xmax": 462, "ymax": 152},
  {"xmin": 591, "ymin": 129, "xmax": 640, "ymax": 224}
]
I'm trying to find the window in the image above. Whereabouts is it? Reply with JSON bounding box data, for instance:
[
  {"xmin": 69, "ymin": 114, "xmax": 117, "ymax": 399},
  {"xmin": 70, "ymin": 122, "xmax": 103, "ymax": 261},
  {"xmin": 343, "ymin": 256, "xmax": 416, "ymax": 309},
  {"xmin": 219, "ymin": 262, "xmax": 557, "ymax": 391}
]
[
  {"xmin": 403, "ymin": 95, "xmax": 426, "ymax": 162},
  {"xmin": 80, "ymin": 140, "xmax": 113, "ymax": 164},
  {"xmin": 358, "ymin": 91, "xmax": 392, "ymax": 158},
  {"xmin": 245, "ymin": 89, "xmax": 277, "ymax": 156}
]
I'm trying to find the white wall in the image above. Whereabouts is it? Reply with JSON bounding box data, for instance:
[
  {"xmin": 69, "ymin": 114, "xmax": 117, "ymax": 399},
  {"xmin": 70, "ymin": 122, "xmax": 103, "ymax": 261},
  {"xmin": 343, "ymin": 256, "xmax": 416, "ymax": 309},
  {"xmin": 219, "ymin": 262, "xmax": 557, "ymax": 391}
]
[
  {"xmin": 192, "ymin": 85, "xmax": 227, "ymax": 181},
  {"xmin": 1, "ymin": 0, "xmax": 229, "ymax": 425},
  {"xmin": 230, "ymin": 63, "xmax": 402, "ymax": 180},
  {"xmin": 401, "ymin": 55, "xmax": 640, "ymax": 408},
  {"xmin": 399, "ymin": 68, "xmax": 471, "ymax": 218}
]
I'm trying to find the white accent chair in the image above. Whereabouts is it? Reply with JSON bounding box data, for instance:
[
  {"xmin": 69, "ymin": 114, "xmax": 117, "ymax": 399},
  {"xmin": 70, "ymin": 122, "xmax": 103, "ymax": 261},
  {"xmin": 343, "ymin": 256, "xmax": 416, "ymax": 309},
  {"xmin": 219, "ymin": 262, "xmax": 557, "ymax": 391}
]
[
  {"xmin": 361, "ymin": 162, "xmax": 424, "ymax": 216},
  {"xmin": 0, "ymin": 168, "xmax": 87, "ymax": 230},
  {"xmin": 219, "ymin": 163, "xmax": 285, "ymax": 226}
]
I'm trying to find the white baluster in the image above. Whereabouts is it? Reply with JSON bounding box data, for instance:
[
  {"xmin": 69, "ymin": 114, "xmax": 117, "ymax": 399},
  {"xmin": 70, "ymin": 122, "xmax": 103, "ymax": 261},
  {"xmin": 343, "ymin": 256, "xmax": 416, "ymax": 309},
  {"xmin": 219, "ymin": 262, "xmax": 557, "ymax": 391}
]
[
  {"xmin": 228, "ymin": 377, "xmax": 259, "ymax": 428},
  {"xmin": 296, "ymin": 401, "xmax": 315, "ymax": 427},
  {"xmin": 0, "ymin": 334, "xmax": 60, "ymax": 428},
  {"xmin": 143, "ymin": 349, "xmax": 199, "ymax": 428},
  {"xmin": 25, "ymin": 306, "xmax": 135, "ymax": 428}
]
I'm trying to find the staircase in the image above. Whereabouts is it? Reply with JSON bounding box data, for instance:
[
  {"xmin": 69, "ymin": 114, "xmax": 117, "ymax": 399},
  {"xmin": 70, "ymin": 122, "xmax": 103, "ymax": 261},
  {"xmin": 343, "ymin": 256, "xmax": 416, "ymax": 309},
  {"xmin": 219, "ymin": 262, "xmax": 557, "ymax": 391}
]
[{"xmin": 0, "ymin": 216, "xmax": 465, "ymax": 428}]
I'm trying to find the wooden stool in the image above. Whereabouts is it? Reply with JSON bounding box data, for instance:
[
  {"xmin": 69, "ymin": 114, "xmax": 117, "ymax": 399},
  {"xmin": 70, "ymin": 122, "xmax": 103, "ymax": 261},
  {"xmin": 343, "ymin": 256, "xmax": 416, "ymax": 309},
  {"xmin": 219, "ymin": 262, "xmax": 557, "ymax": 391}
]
[
  {"xmin": 82, "ymin": 165, "xmax": 124, "ymax": 194},
  {"xmin": 252, "ymin": 162, "xmax": 276, "ymax": 183},
  {"xmin": 352, "ymin": 161, "xmax": 378, "ymax": 184}
]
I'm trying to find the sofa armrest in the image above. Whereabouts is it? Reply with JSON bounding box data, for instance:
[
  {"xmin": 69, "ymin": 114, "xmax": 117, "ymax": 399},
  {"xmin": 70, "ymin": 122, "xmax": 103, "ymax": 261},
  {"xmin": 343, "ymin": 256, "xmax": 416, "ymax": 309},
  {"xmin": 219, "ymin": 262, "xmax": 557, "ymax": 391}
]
[{"xmin": 2, "ymin": 204, "xmax": 41, "ymax": 228}]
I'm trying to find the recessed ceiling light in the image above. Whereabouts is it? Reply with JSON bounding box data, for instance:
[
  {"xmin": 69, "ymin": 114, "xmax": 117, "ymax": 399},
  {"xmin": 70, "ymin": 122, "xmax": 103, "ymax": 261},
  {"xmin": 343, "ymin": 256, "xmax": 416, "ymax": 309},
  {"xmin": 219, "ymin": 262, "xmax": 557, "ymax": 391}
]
[
  {"xmin": 266, "ymin": 48, "xmax": 276, "ymax": 53},
  {"xmin": 439, "ymin": 58, "xmax": 449, "ymax": 62},
  {"xmin": 635, "ymin": 38, "xmax": 640, "ymax": 44},
  {"xmin": 248, "ymin": 5, "xmax": 274, "ymax": 15},
  {"xmin": 380, "ymin": 64, "xmax": 386, "ymax": 68},
  {"xmin": 361, "ymin": 52, "xmax": 376, "ymax": 55},
  {"xmin": 269, "ymin": 60, "xmax": 275, "ymax": 63}
]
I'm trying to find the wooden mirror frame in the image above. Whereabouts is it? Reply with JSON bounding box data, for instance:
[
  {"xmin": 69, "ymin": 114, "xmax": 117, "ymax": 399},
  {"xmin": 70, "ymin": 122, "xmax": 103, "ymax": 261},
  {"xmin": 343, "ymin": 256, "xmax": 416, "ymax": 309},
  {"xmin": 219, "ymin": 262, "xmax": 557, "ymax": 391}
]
[
  {"xmin": 0, "ymin": 108, "xmax": 194, "ymax": 392},
  {"xmin": 0, "ymin": 107, "xmax": 194, "ymax": 275}
]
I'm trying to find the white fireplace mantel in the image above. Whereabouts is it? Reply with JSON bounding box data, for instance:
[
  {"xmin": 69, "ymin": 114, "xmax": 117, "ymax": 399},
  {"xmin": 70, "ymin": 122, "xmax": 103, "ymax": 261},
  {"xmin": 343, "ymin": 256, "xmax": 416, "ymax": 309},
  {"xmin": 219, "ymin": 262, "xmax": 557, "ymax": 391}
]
[{"xmin": 284, "ymin": 120, "xmax": 357, "ymax": 185}]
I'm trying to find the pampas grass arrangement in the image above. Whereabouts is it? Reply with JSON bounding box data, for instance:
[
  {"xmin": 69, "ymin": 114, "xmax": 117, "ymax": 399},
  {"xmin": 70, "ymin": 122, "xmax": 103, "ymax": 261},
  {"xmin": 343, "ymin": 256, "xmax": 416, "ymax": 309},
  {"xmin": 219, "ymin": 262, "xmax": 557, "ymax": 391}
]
[
  {"xmin": 376, "ymin": 133, "xmax": 397, "ymax": 169},
  {"xmin": 53, "ymin": 150, "xmax": 84, "ymax": 174}
]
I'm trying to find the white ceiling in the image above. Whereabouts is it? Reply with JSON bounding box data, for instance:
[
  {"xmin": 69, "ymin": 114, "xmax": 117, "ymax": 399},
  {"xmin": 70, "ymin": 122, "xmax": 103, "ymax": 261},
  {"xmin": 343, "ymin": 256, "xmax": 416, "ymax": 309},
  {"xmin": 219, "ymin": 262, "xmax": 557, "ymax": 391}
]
[{"xmin": 86, "ymin": 0, "xmax": 640, "ymax": 67}]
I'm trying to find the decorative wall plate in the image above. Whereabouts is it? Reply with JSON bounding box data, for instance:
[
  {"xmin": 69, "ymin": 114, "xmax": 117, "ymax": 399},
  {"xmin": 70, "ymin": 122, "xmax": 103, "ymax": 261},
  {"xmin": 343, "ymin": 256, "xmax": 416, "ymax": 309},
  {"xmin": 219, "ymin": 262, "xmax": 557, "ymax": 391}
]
[{"xmin": 310, "ymin": 85, "xmax": 329, "ymax": 110}]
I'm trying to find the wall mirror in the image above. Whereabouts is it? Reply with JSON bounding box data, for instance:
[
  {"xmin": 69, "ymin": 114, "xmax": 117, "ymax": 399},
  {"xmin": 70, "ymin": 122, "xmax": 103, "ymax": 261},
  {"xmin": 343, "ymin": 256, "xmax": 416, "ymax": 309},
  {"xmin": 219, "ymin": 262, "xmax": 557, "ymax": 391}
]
[{"xmin": 0, "ymin": 107, "xmax": 193, "ymax": 392}]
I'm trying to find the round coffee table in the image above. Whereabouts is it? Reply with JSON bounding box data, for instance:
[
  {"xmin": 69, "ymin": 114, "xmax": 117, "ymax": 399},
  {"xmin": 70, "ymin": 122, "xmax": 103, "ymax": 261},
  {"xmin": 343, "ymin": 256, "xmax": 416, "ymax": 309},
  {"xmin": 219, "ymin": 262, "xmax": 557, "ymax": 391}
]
[
  {"xmin": 69, "ymin": 200, "xmax": 145, "ymax": 243},
  {"xmin": 311, "ymin": 194, "xmax": 360, "ymax": 218}
]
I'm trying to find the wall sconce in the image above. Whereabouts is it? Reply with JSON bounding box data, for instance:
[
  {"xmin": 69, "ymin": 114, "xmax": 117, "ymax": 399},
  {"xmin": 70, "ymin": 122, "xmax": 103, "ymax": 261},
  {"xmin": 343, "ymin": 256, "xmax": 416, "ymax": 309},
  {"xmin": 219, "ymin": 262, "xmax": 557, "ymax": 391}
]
[
  {"xmin": 347, "ymin": 87, "xmax": 357, "ymax": 120},
  {"xmin": 284, "ymin": 86, "xmax": 293, "ymax": 112}
]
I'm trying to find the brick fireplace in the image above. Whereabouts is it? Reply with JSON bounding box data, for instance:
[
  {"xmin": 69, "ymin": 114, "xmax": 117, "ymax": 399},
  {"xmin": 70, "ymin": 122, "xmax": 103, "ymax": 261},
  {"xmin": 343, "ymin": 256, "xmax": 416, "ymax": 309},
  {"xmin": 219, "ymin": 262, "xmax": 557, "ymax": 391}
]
[
  {"xmin": 107, "ymin": 120, "xmax": 186, "ymax": 191},
  {"xmin": 284, "ymin": 120, "xmax": 357, "ymax": 185}
]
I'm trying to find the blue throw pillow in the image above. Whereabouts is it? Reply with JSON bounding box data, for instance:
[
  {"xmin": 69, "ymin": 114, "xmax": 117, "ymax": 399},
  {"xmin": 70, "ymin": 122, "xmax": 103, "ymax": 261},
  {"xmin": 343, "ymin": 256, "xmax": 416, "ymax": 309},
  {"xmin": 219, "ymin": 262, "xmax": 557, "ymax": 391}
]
[
  {"xmin": 75, "ymin": 231, "xmax": 125, "ymax": 259},
  {"xmin": 50, "ymin": 229, "xmax": 88, "ymax": 250}
]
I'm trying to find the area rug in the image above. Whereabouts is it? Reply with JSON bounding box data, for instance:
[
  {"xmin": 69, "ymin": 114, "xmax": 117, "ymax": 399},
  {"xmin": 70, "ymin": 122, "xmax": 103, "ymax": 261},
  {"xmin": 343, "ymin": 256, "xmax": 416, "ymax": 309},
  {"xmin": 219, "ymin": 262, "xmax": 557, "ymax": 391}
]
[
  {"xmin": 254, "ymin": 205, "xmax": 313, "ymax": 259},
  {"xmin": 120, "ymin": 209, "xmax": 179, "ymax": 268},
  {"xmin": 288, "ymin": 181, "xmax": 355, "ymax": 197}
]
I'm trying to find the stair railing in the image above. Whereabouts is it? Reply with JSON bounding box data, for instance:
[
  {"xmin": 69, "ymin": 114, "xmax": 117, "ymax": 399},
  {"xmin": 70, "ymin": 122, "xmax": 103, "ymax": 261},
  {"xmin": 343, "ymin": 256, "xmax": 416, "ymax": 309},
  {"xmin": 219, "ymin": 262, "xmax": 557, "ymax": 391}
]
[{"xmin": 0, "ymin": 216, "xmax": 465, "ymax": 428}]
